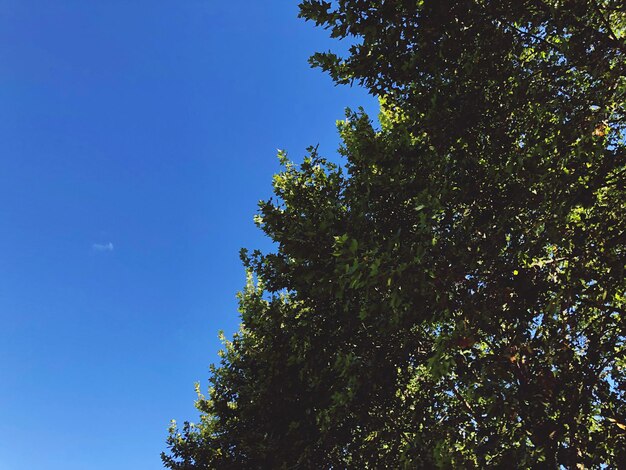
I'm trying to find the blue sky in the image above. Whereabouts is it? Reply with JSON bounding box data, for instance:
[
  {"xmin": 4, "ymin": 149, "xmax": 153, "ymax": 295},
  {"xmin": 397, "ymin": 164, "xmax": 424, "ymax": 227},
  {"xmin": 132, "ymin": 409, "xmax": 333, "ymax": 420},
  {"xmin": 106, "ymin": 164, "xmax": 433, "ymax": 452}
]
[{"xmin": 0, "ymin": 2, "xmax": 376, "ymax": 469}]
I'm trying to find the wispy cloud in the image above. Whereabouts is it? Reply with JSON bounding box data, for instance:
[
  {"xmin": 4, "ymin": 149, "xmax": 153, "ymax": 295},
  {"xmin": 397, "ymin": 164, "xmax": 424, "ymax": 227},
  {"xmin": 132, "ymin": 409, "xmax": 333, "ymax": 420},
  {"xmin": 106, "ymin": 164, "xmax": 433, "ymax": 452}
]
[{"xmin": 92, "ymin": 242, "xmax": 114, "ymax": 252}]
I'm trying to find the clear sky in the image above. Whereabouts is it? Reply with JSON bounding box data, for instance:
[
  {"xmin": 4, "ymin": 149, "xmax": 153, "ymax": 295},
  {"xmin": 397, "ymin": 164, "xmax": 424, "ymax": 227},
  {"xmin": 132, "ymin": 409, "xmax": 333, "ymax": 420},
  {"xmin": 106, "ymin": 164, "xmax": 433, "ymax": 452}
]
[{"xmin": 0, "ymin": 2, "xmax": 376, "ymax": 469}]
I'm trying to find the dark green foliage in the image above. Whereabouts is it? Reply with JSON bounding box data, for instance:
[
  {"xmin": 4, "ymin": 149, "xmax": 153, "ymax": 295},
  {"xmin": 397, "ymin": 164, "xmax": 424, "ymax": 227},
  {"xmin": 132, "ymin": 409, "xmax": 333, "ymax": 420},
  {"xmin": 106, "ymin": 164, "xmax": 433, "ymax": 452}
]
[{"xmin": 164, "ymin": 1, "xmax": 625, "ymax": 467}]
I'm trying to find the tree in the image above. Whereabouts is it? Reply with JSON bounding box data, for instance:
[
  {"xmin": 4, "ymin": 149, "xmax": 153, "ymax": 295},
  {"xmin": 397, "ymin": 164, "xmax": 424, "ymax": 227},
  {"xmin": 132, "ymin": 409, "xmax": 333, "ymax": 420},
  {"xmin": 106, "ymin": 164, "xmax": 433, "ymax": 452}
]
[{"xmin": 163, "ymin": 1, "xmax": 625, "ymax": 467}]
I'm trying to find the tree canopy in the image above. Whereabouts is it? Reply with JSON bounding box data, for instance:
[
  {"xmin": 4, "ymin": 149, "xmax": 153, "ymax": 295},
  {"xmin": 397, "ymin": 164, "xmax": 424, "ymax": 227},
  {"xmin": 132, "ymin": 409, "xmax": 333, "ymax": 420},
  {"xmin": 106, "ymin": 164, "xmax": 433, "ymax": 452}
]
[{"xmin": 163, "ymin": 1, "xmax": 625, "ymax": 468}]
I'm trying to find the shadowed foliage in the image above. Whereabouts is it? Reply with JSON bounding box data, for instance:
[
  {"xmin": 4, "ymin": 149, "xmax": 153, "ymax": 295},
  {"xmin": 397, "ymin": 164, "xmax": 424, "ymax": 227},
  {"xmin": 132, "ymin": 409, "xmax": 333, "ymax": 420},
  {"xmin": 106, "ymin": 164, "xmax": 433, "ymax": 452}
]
[{"xmin": 164, "ymin": 1, "xmax": 625, "ymax": 467}]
